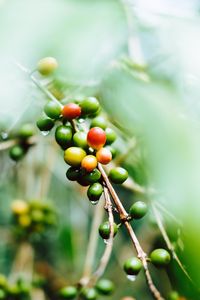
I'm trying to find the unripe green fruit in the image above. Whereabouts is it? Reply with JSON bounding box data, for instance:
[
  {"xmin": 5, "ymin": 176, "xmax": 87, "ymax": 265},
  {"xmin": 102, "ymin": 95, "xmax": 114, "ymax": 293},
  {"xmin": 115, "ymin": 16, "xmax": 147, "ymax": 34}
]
[
  {"xmin": 73, "ymin": 132, "xmax": 88, "ymax": 149},
  {"xmin": 87, "ymin": 183, "xmax": 103, "ymax": 201},
  {"xmin": 18, "ymin": 123, "xmax": 35, "ymax": 139},
  {"xmin": 31, "ymin": 210, "xmax": 44, "ymax": 223},
  {"xmin": 66, "ymin": 167, "xmax": 80, "ymax": 181},
  {"xmin": 81, "ymin": 288, "xmax": 97, "ymax": 300},
  {"xmin": 123, "ymin": 257, "xmax": 142, "ymax": 275},
  {"xmin": 108, "ymin": 167, "xmax": 128, "ymax": 184},
  {"xmin": 129, "ymin": 201, "xmax": 148, "ymax": 219},
  {"xmin": 59, "ymin": 286, "xmax": 78, "ymax": 299},
  {"xmin": 105, "ymin": 146, "xmax": 117, "ymax": 159},
  {"xmin": 9, "ymin": 145, "xmax": 25, "ymax": 161},
  {"xmin": 44, "ymin": 101, "xmax": 61, "ymax": 120},
  {"xmin": 55, "ymin": 125, "xmax": 72, "ymax": 149},
  {"xmin": 95, "ymin": 279, "xmax": 115, "ymax": 295},
  {"xmin": 105, "ymin": 128, "xmax": 116, "ymax": 144},
  {"xmin": 0, "ymin": 275, "xmax": 7, "ymax": 289},
  {"xmin": 37, "ymin": 57, "xmax": 58, "ymax": 75},
  {"xmin": 0, "ymin": 289, "xmax": 6, "ymax": 300},
  {"xmin": 90, "ymin": 116, "xmax": 107, "ymax": 129},
  {"xmin": 80, "ymin": 97, "xmax": 100, "ymax": 115},
  {"xmin": 167, "ymin": 291, "xmax": 179, "ymax": 300},
  {"xmin": 83, "ymin": 169, "xmax": 101, "ymax": 184},
  {"xmin": 64, "ymin": 147, "xmax": 86, "ymax": 167},
  {"xmin": 150, "ymin": 249, "xmax": 171, "ymax": 267},
  {"xmin": 98, "ymin": 221, "xmax": 118, "ymax": 239},
  {"xmin": 36, "ymin": 117, "xmax": 55, "ymax": 131}
]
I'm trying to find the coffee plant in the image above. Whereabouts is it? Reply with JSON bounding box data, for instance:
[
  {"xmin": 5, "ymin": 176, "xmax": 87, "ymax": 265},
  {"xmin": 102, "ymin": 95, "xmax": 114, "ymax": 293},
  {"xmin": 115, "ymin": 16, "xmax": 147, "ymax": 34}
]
[{"xmin": 0, "ymin": 57, "xmax": 197, "ymax": 300}]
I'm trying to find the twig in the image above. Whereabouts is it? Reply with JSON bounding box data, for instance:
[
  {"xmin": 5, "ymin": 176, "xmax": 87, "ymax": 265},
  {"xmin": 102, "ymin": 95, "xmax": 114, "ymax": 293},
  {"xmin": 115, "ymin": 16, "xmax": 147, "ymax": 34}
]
[
  {"xmin": 98, "ymin": 164, "xmax": 164, "ymax": 300},
  {"xmin": 0, "ymin": 136, "xmax": 38, "ymax": 151},
  {"xmin": 152, "ymin": 204, "xmax": 194, "ymax": 285},
  {"xmin": 79, "ymin": 200, "xmax": 104, "ymax": 286},
  {"xmin": 89, "ymin": 187, "xmax": 115, "ymax": 284}
]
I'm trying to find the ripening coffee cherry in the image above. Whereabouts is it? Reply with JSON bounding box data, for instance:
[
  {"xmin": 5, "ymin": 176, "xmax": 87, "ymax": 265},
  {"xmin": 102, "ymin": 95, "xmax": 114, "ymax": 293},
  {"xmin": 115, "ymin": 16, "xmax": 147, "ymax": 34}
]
[
  {"xmin": 44, "ymin": 101, "xmax": 62, "ymax": 120},
  {"xmin": 36, "ymin": 117, "xmax": 55, "ymax": 132},
  {"xmin": 37, "ymin": 57, "xmax": 58, "ymax": 75},
  {"xmin": 64, "ymin": 147, "xmax": 86, "ymax": 167},
  {"xmin": 95, "ymin": 279, "xmax": 115, "ymax": 295},
  {"xmin": 90, "ymin": 115, "xmax": 107, "ymax": 129},
  {"xmin": 18, "ymin": 124, "xmax": 35, "ymax": 139},
  {"xmin": 81, "ymin": 288, "xmax": 97, "ymax": 300},
  {"xmin": 59, "ymin": 286, "xmax": 78, "ymax": 299},
  {"xmin": 62, "ymin": 103, "xmax": 81, "ymax": 120},
  {"xmin": 81, "ymin": 155, "xmax": 97, "ymax": 172},
  {"xmin": 96, "ymin": 147, "xmax": 112, "ymax": 165},
  {"xmin": 66, "ymin": 167, "xmax": 80, "ymax": 181},
  {"xmin": 87, "ymin": 183, "xmax": 103, "ymax": 201},
  {"xmin": 83, "ymin": 168, "xmax": 101, "ymax": 184},
  {"xmin": 129, "ymin": 201, "xmax": 148, "ymax": 219},
  {"xmin": 150, "ymin": 249, "xmax": 171, "ymax": 267},
  {"xmin": 11, "ymin": 200, "xmax": 29, "ymax": 215},
  {"xmin": 108, "ymin": 167, "xmax": 128, "ymax": 184},
  {"xmin": 87, "ymin": 127, "xmax": 106, "ymax": 150},
  {"xmin": 123, "ymin": 257, "xmax": 142, "ymax": 275},
  {"xmin": 18, "ymin": 214, "xmax": 31, "ymax": 227},
  {"xmin": 73, "ymin": 132, "xmax": 88, "ymax": 149},
  {"xmin": 98, "ymin": 221, "xmax": 118, "ymax": 239},
  {"xmin": 0, "ymin": 274, "xmax": 7, "ymax": 289},
  {"xmin": 105, "ymin": 128, "xmax": 117, "ymax": 145},
  {"xmin": 9, "ymin": 145, "xmax": 25, "ymax": 161},
  {"xmin": 167, "ymin": 291, "xmax": 179, "ymax": 300},
  {"xmin": 80, "ymin": 97, "xmax": 100, "ymax": 115},
  {"xmin": 55, "ymin": 125, "xmax": 72, "ymax": 149}
]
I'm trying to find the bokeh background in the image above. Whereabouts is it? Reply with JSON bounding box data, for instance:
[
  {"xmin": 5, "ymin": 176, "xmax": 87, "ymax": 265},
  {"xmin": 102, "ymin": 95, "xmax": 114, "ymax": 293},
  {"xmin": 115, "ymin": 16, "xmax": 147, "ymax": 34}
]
[{"xmin": 0, "ymin": 0, "xmax": 200, "ymax": 299}]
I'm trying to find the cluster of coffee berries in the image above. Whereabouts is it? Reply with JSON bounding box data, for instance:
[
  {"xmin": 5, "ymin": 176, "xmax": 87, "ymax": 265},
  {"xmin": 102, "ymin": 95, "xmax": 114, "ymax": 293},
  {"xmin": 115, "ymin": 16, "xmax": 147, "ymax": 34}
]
[
  {"xmin": 0, "ymin": 275, "xmax": 31, "ymax": 300},
  {"xmin": 11, "ymin": 199, "xmax": 57, "ymax": 239},
  {"xmin": 36, "ymin": 92, "xmax": 128, "ymax": 205},
  {"xmin": 59, "ymin": 278, "xmax": 114, "ymax": 300},
  {"xmin": 7, "ymin": 123, "xmax": 35, "ymax": 162}
]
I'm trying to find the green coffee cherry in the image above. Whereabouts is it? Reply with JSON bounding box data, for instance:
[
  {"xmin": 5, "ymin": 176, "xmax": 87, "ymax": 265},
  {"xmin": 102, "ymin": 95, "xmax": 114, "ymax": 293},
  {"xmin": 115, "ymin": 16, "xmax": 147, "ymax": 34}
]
[
  {"xmin": 81, "ymin": 288, "xmax": 97, "ymax": 300},
  {"xmin": 90, "ymin": 116, "xmax": 107, "ymax": 129},
  {"xmin": 83, "ymin": 169, "xmax": 101, "ymax": 184},
  {"xmin": 95, "ymin": 279, "xmax": 115, "ymax": 295},
  {"xmin": 55, "ymin": 125, "xmax": 72, "ymax": 149},
  {"xmin": 0, "ymin": 275, "xmax": 7, "ymax": 289},
  {"xmin": 80, "ymin": 97, "xmax": 100, "ymax": 115},
  {"xmin": 129, "ymin": 201, "xmax": 148, "ymax": 219},
  {"xmin": 150, "ymin": 249, "xmax": 171, "ymax": 267},
  {"xmin": 73, "ymin": 132, "xmax": 88, "ymax": 149},
  {"xmin": 66, "ymin": 167, "xmax": 80, "ymax": 181},
  {"xmin": 87, "ymin": 183, "xmax": 103, "ymax": 201},
  {"xmin": 36, "ymin": 117, "xmax": 55, "ymax": 131},
  {"xmin": 108, "ymin": 167, "xmax": 128, "ymax": 184},
  {"xmin": 105, "ymin": 146, "xmax": 117, "ymax": 159},
  {"xmin": 123, "ymin": 257, "xmax": 142, "ymax": 275},
  {"xmin": 44, "ymin": 101, "xmax": 61, "ymax": 119},
  {"xmin": 31, "ymin": 210, "xmax": 44, "ymax": 223},
  {"xmin": 0, "ymin": 289, "xmax": 5, "ymax": 300},
  {"xmin": 18, "ymin": 123, "xmax": 35, "ymax": 139},
  {"xmin": 98, "ymin": 221, "xmax": 118, "ymax": 239},
  {"xmin": 59, "ymin": 286, "xmax": 78, "ymax": 299},
  {"xmin": 167, "ymin": 291, "xmax": 179, "ymax": 300},
  {"xmin": 9, "ymin": 145, "xmax": 25, "ymax": 161},
  {"xmin": 105, "ymin": 128, "xmax": 116, "ymax": 144},
  {"xmin": 37, "ymin": 57, "xmax": 58, "ymax": 75}
]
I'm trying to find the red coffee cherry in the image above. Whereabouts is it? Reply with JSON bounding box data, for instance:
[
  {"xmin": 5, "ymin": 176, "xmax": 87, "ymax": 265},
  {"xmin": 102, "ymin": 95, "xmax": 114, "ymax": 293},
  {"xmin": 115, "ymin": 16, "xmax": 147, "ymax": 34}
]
[
  {"xmin": 87, "ymin": 127, "xmax": 106, "ymax": 150},
  {"xmin": 96, "ymin": 147, "xmax": 112, "ymax": 165},
  {"xmin": 81, "ymin": 155, "xmax": 97, "ymax": 172},
  {"xmin": 62, "ymin": 103, "xmax": 81, "ymax": 120}
]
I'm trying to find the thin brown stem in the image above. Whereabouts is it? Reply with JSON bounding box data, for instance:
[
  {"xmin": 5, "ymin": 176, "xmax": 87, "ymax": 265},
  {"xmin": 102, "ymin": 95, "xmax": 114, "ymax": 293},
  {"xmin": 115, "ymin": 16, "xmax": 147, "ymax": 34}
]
[
  {"xmin": 98, "ymin": 163, "xmax": 164, "ymax": 300},
  {"xmin": 90, "ymin": 187, "xmax": 114, "ymax": 284}
]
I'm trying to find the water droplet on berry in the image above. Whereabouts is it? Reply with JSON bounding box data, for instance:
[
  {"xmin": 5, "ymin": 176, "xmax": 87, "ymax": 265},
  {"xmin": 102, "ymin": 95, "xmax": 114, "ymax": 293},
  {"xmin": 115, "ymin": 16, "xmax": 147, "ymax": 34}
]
[
  {"xmin": 126, "ymin": 275, "xmax": 136, "ymax": 282},
  {"xmin": 1, "ymin": 132, "xmax": 8, "ymax": 140},
  {"xmin": 78, "ymin": 118, "xmax": 85, "ymax": 123},
  {"xmin": 90, "ymin": 200, "xmax": 99, "ymax": 205},
  {"xmin": 41, "ymin": 130, "xmax": 50, "ymax": 136}
]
